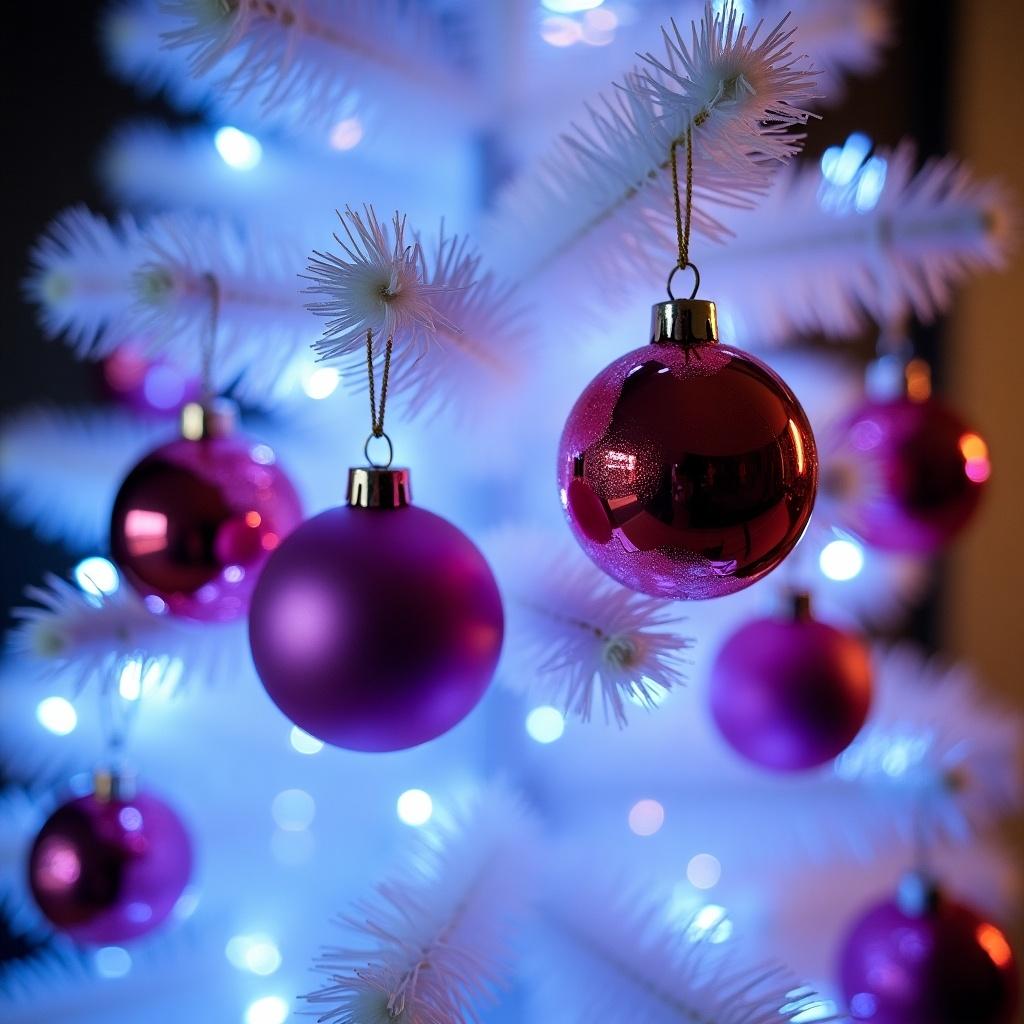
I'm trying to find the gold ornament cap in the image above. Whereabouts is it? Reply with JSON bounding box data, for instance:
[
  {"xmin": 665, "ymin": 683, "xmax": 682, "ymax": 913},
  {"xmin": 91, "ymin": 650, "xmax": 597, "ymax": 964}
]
[
  {"xmin": 650, "ymin": 299, "xmax": 719, "ymax": 346},
  {"xmin": 181, "ymin": 398, "xmax": 238, "ymax": 440},
  {"xmin": 347, "ymin": 467, "xmax": 412, "ymax": 509},
  {"xmin": 93, "ymin": 766, "xmax": 137, "ymax": 803}
]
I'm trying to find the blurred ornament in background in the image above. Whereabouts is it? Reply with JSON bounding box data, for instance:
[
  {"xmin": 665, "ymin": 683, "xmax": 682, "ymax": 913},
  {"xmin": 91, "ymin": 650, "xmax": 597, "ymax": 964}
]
[
  {"xmin": 97, "ymin": 345, "xmax": 200, "ymax": 417},
  {"xmin": 822, "ymin": 355, "xmax": 989, "ymax": 555},
  {"xmin": 110, "ymin": 399, "xmax": 303, "ymax": 622},
  {"xmin": 839, "ymin": 872, "xmax": 1019, "ymax": 1024},
  {"xmin": 249, "ymin": 466, "xmax": 504, "ymax": 752},
  {"xmin": 558, "ymin": 295, "xmax": 818, "ymax": 600},
  {"xmin": 28, "ymin": 772, "xmax": 192, "ymax": 945},
  {"xmin": 710, "ymin": 592, "xmax": 872, "ymax": 771}
]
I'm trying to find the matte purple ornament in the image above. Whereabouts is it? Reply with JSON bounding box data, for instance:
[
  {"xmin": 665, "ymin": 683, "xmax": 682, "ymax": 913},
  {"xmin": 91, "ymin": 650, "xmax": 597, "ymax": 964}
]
[
  {"xmin": 110, "ymin": 407, "xmax": 302, "ymax": 622},
  {"xmin": 248, "ymin": 468, "xmax": 504, "ymax": 752},
  {"xmin": 835, "ymin": 396, "xmax": 988, "ymax": 555},
  {"xmin": 558, "ymin": 299, "xmax": 817, "ymax": 600},
  {"xmin": 709, "ymin": 597, "xmax": 872, "ymax": 771},
  {"xmin": 28, "ymin": 789, "xmax": 192, "ymax": 944},
  {"xmin": 839, "ymin": 887, "xmax": 1018, "ymax": 1024}
]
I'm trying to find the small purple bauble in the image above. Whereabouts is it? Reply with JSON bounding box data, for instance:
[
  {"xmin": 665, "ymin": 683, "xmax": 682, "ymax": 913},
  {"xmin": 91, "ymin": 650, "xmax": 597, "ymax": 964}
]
[
  {"xmin": 839, "ymin": 890, "xmax": 1018, "ymax": 1024},
  {"xmin": 558, "ymin": 300, "xmax": 817, "ymax": 600},
  {"xmin": 710, "ymin": 600, "xmax": 872, "ymax": 771},
  {"xmin": 837, "ymin": 396, "xmax": 988, "ymax": 555},
  {"xmin": 28, "ymin": 790, "xmax": 192, "ymax": 944},
  {"xmin": 110, "ymin": 413, "xmax": 302, "ymax": 622},
  {"xmin": 98, "ymin": 346, "xmax": 200, "ymax": 417},
  {"xmin": 248, "ymin": 473, "xmax": 504, "ymax": 752}
]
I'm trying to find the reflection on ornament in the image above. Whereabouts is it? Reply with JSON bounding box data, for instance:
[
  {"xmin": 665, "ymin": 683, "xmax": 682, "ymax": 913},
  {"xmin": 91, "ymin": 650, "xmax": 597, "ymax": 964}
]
[
  {"xmin": 558, "ymin": 298, "xmax": 817, "ymax": 600},
  {"xmin": 110, "ymin": 401, "xmax": 302, "ymax": 622}
]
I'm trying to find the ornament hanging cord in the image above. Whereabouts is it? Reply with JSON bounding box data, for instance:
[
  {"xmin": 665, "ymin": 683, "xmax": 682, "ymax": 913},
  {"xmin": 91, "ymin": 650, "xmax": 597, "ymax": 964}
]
[
  {"xmin": 364, "ymin": 328, "xmax": 394, "ymax": 468},
  {"xmin": 667, "ymin": 115, "xmax": 707, "ymax": 301}
]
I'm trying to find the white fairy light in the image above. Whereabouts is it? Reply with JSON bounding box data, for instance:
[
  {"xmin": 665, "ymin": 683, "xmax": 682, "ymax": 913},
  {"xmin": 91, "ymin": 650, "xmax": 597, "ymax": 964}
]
[
  {"xmin": 396, "ymin": 789, "xmax": 433, "ymax": 827},
  {"xmin": 525, "ymin": 706, "xmax": 565, "ymax": 744},
  {"xmin": 819, "ymin": 538, "xmax": 865, "ymax": 581},
  {"xmin": 214, "ymin": 126, "xmax": 262, "ymax": 170},
  {"xmin": 289, "ymin": 726, "xmax": 324, "ymax": 755},
  {"xmin": 36, "ymin": 696, "xmax": 77, "ymax": 735},
  {"xmin": 73, "ymin": 556, "xmax": 120, "ymax": 597},
  {"xmin": 244, "ymin": 995, "xmax": 289, "ymax": 1024}
]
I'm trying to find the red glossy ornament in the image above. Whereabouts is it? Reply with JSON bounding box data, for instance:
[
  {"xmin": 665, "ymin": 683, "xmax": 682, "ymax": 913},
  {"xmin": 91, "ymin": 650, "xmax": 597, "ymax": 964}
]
[
  {"xmin": 709, "ymin": 593, "xmax": 872, "ymax": 771},
  {"xmin": 249, "ymin": 467, "xmax": 504, "ymax": 752},
  {"xmin": 110, "ymin": 400, "xmax": 303, "ymax": 622},
  {"xmin": 834, "ymin": 395, "xmax": 989, "ymax": 555},
  {"xmin": 28, "ymin": 774, "xmax": 192, "ymax": 945},
  {"xmin": 558, "ymin": 298, "xmax": 818, "ymax": 599},
  {"xmin": 839, "ymin": 874, "xmax": 1019, "ymax": 1024}
]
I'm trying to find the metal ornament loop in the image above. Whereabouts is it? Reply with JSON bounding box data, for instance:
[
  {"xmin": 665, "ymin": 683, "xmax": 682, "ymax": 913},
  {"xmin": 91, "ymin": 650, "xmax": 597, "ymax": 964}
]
[
  {"xmin": 364, "ymin": 431, "xmax": 394, "ymax": 469},
  {"xmin": 666, "ymin": 262, "xmax": 701, "ymax": 301}
]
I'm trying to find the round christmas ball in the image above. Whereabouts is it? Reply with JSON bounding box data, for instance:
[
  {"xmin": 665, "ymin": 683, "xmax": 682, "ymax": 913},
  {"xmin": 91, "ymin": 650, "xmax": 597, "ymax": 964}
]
[
  {"xmin": 840, "ymin": 880, "xmax": 1018, "ymax": 1024},
  {"xmin": 110, "ymin": 400, "xmax": 303, "ymax": 622},
  {"xmin": 836, "ymin": 395, "xmax": 989, "ymax": 555},
  {"xmin": 709, "ymin": 595, "xmax": 872, "ymax": 771},
  {"xmin": 28, "ymin": 780, "xmax": 192, "ymax": 944},
  {"xmin": 558, "ymin": 299, "xmax": 817, "ymax": 600},
  {"xmin": 248, "ymin": 467, "xmax": 504, "ymax": 752}
]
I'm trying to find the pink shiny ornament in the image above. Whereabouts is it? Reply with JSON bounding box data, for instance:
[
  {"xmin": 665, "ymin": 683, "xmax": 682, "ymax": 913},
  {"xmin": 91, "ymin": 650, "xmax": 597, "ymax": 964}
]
[
  {"xmin": 558, "ymin": 299, "xmax": 817, "ymax": 600},
  {"xmin": 110, "ymin": 405, "xmax": 302, "ymax": 622},
  {"xmin": 840, "ymin": 881, "xmax": 1018, "ymax": 1024},
  {"xmin": 28, "ymin": 787, "xmax": 192, "ymax": 945},
  {"xmin": 710, "ymin": 595, "xmax": 872, "ymax": 771},
  {"xmin": 836, "ymin": 396, "xmax": 988, "ymax": 555},
  {"xmin": 248, "ymin": 468, "xmax": 503, "ymax": 752}
]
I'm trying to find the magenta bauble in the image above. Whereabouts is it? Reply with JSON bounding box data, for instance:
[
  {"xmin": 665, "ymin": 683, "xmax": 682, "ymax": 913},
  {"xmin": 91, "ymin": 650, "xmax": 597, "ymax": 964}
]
[
  {"xmin": 248, "ymin": 468, "xmax": 503, "ymax": 752},
  {"xmin": 110, "ymin": 403, "xmax": 302, "ymax": 622},
  {"xmin": 839, "ymin": 883, "xmax": 1018, "ymax": 1024},
  {"xmin": 709, "ymin": 597, "xmax": 872, "ymax": 771},
  {"xmin": 28, "ymin": 787, "xmax": 192, "ymax": 944},
  {"xmin": 834, "ymin": 395, "xmax": 988, "ymax": 555},
  {"xmin": 558, "ymin": 299, "xmax": 817, "ymax": 600}
]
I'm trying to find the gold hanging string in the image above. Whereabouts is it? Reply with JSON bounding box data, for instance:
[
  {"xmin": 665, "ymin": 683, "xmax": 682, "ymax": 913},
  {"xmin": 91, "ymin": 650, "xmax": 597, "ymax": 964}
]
[
  {"xmin": 666, "ymin": 110, "xmax": 709, "ymax": 300},
  {"xmin": 363, "ymin": 328, "xmax": 395, "ymax": 468},
  {"xmin": 199, "ymin": 271, "xmax": 221, "ymax": 400}
]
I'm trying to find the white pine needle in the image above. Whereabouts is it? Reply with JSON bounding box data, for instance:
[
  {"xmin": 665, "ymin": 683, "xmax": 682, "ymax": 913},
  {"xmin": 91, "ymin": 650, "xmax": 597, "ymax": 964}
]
[
  {"xmin": 306, "ymin": 784, "xmax": 537, "ymax": 1024},
  {"xmin": 684, "ymin": 141, "xmax": 1013, "ymax": 345},
  {"xmin": 491, "ymin": 531, "xmax": 693, "ymax": 726},
  {"xmin": 304, "ymin": 206, "xmax": 525, "ymax": 415},
  {"xmin": 0, "ymin": 405, "xmax": 169, "ymax": 552},
  {"xmin": 160, "ymin": 0, "xmax": 482, "ymax": 134},
  {"xmin": 535, "ymin": 877, "xmax": 836, "ymax": 1024},
  {"xmin": 830, "ymin": 645, "xmax": 1023, "ymax": 855},
  {"xmin": 768, "ymin": 0, "xmax": 892, "ymax": 103},
  {"xmin": 487, "ymin": 2, "xmax": 817, "ymax": 289},
  {"xmin": 12, "ymin": 574, "xmax": 243, "ymax": 693}
]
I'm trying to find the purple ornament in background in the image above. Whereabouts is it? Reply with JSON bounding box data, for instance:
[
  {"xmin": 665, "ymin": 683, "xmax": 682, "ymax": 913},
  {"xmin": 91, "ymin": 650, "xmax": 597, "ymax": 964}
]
[
  {"xmin": 110, "ymin": 402, "xmax": 303, "ymax": 622},
  {"xmin": 835, "ymin": 395, "xmax": 989, "ymax": 555},
  {"xmin": 98, "ymin": 345, "xmax": 200, "ymax": 417},
  {"xmin": 248, "ymin": 467, "xmax": 504, "ymax": 752},
  {"xmin": 709, "ymin": 594, "xmax": 872, "ymax": 771},
  {"xmin": 28, "ymin": 787, "xmax": 192, "ymax": 945},
  {"xmin": 558, "ymin": 298, "xmax": 817, "ymax": 601},
  {"xmin": 839, "ymin": 881, "xmax": 1019, "ymax": 1024}
]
